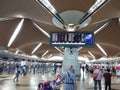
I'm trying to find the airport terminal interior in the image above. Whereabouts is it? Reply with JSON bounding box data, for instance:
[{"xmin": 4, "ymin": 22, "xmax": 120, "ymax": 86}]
[{"xmin": 0, "ymin": 0, "xmax": 120, "ymax": 90}]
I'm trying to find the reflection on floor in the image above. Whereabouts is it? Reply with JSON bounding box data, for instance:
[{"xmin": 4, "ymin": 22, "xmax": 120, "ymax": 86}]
[{"xmin": 0, "ymin": 69, "xmax": 120, "ymax": 90}]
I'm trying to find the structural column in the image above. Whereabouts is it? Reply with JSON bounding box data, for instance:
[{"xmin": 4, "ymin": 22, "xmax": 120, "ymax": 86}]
[{"xmin": 62, "ymin": 47, "xmax": 80, "ymax": 76}]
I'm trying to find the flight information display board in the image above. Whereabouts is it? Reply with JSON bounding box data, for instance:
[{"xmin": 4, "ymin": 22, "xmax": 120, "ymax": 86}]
[{"xmin": 50, "ymin": 32, "xmax": 94, "ymax": 47}]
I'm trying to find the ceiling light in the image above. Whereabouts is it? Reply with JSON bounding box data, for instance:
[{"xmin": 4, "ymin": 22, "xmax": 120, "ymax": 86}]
[
  {"xmin": 94, "ymin": 20, "xmax": 111, "ymax": 34},
  {"xmin": 63, "ymin": 24, "xmax": 80, "ymax": 32},
  {"xmin": 0, "ymin": 18, "xmax": 14, "ymax": 21},
  {"xmin": 41, "ymin": 50, "xmax": 49, "ymax": 57},
  {"xmin": 15, "ymin": 49, "xmax": 19, "ymax": 54},
  {"xmin": 84, "ymin": 55, "xmax": 89, "ymax": 60},
  {"xmin": 79, "ymin": 0, "xmax": 109, "ymax": 24},
  {"xmin": 37, "ymin": 0, "xmax": 57, "ymax": 13},
  {"xmin": 89, "ymin": 0, "xmax": 108, "ymax": 13},
  {"xmin": 31, "ymin": 43, "xmax": 42, "ymax": 54},
  {"xmin": 36, "ymin": 0, "xmax": 64, "ymax": 25},
  {"xmin": 54, "ymin": 47, "xmax": 63, "ymax": 54},
  {"xmin": 7, "ymin": 19, "xmax": 24, "ymax": 47},
  {"xmin": 88, "ymin": 51, "xmax": 95, "ymax": 59},
  {"xmin": 77, "ymin": 47, "xmax": 83, "ymax": 51},
  {"xmin": 48, "ymin": 54, "xmax": 52, "ymax": 59},
  {"xmin": 32, "ymin": 22, "xmax": 50, "ymax": 38},
  {"xmin": 96, "ymin": 43, "xmax": 107, "ymax": 56}
]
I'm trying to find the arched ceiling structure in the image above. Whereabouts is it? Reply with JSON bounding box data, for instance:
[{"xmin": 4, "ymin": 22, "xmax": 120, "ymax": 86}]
[{"xmin": 0, "ymin": 0, "xmax": 120, "ymax": 61}]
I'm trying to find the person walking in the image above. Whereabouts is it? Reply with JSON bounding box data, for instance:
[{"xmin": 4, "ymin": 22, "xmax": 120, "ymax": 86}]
[
  {"xmin": 13, "ymin": 65, "xmax": 20, "ymax": 82},
  {"xmin": 93, "ymin": 65, "xmax": 102, "ymax": 90},
  {"xmin": 53, "ymin": 63, "xmax": 57, "ymax": 74},
  {"xmin": 103, "ymin": 69, "xmax": 112, "ymax": 90},
  {"xmin": 60, "ymin": 65, "xmax": 77, "ymax": 90}
]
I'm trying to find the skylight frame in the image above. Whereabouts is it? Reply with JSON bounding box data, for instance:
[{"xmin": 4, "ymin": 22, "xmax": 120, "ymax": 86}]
[
  {"xmin": 36, "ymin": 0, "xmax": 64, "ymax": 25},
  {"xmin": 79, "ymin": 0, "xmax": 109, "ymax": 24}
]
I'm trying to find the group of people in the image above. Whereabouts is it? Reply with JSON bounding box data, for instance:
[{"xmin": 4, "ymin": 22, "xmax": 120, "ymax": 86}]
[
  {"xmin": 13, "ymin": 63, "xmax": 112, "ymax": 90},
  {"xmin": 93, "ymin": 65, "xmax": 112, "ymax": 90},
  {"xmin": 60, "ymin": 64, "xmax": 112, "ymax": 90}
]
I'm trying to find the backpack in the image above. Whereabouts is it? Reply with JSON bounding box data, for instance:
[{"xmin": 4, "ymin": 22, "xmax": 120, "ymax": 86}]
[
  {"xmin": 93, "ymin": 70, "xmax": 100, "ymax": 80},
  {"xmin": 93, "ymin": 73, "xmax": 98, "ymax": 79}
]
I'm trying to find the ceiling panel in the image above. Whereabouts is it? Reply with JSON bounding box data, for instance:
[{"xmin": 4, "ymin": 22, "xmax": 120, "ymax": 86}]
[{"xmin": 0, "ymin": 0, "xmax": 119, "ymax": 61}]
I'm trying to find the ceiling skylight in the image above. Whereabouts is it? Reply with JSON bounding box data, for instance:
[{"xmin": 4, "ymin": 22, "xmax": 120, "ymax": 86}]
[
  {"xmin": 31, "ymin": 43, "xmax": 42, "ymax": 54},
  {"xmin": 89, "ymin": 0, "xmax": 109, "ymax": 13},
  {"xmin": 7, "ymin": 19, "xmax": 24, "ymax": 47},
  {"xmin": 96, "ymin": 43, "xmax": 107, "ymax": 56},
  {"xmin": 79, "ymin": 0, "xmax": 109, "ymax": 24},
  {"xmin": 36, "ymin": 0, "xmax": 64, "ymax": 25}
]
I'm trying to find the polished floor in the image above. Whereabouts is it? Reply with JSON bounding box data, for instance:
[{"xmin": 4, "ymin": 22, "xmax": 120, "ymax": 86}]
[{"xmin": 0, "ymin": 69, "xmax": 120, "ymax": 90}]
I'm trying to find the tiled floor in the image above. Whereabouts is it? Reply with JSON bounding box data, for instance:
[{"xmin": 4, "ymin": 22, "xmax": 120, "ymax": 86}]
[{"xmin": 0, "ymin": 70, "xmax": 120, "ymax": 90}]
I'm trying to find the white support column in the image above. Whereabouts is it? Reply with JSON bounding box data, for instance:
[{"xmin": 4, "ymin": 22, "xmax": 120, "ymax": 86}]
[{"xmin": 62, "ymin": 47, "xmax": 80, "ymax": 76}]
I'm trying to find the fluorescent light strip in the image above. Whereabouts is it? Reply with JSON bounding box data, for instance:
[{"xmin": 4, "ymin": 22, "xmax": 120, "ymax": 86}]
[
  {"xmin": 96, "ymin": 43, "xmax": 107, "ymax": 56},
  {"xmin": 31, "ymin": 43, "xmax": 42, "ymax": 54},
  {"xmin": 15, "ymin": 50, "xmax": 19, "ymax": 54},
  {"xmin": 84, "ymin": 55, "xmax": 89, "ymax": 60},
  {"xmin": 79, "ymin": 0, "xmax": 109, "ymax": 24},
  {"xmin": 37, "ymin": 0, "xmax": 57, "ymax": 14},
  {"xmin": 7, "ymin": 19, "xmax": 24, "ymax": 47},
  {"xmin": 89, "ymin": 0, "xmax": 109, "ymax": 13},
  {"xmin": 94, "ymin": 20, "xmax": 111, "ymax": 34},
  {"xmin": 0, "ymin": 18, "xmax": 15, "ymax": 21},
  {"xmin": 48, "ymin": 54, "xmax": 52, "ymax": 59},
  {"xmin": 77, "ymin": 47, "xmax": 83, "ymax": 51},
  {"xmin": 32, "ymin": 22, "xmax": 50, "ymax": 38},
  {"xmin": 54, "ymin": 47, "xmax": 63, "ymax": 54},
  {"xmin": 88, "ymin": 51, "xmax": 95, "ymax": 59},
  {"xmin": 36, "ymin": 0, "xmax": 64, "ymax": 25},
  {"xmin": 42, "ymin": 50, "xmax": 49, "ymax": 57}
]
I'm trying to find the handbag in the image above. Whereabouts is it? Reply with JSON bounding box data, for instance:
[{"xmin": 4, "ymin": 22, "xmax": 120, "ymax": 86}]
[
  {"xmin": 93, "ymin": 70, "xmax": 100, "ymax": 80},
  {"xmin": 67, "ymin": 72, "xmax": 74, "ymax": 84}
]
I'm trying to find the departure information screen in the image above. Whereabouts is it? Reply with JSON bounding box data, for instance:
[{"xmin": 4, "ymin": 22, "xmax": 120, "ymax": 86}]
[{"xmin": 50, "ymin": 32, "xmax": 94, "ymax": 47}]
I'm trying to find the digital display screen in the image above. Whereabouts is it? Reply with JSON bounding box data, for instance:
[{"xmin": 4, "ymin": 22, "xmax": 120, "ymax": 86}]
[{"xmin": 50, "ymin": 32, "xmax": 94, "ymax": 47}]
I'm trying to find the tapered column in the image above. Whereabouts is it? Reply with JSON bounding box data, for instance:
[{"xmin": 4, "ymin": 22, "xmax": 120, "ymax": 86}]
[{"xmin": 62, "ymin": 47, "xmax": 80, "ymax": 76}]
